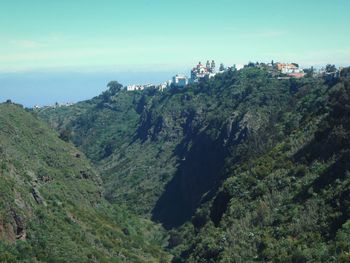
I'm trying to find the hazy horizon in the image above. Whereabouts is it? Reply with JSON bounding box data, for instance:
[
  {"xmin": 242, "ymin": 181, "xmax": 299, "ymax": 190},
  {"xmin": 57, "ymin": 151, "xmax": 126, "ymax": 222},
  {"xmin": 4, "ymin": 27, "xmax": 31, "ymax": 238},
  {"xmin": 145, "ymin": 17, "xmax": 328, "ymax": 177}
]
[{"xmin": 0, "ymin": 70, "xmax": 184, "ymax": 107}]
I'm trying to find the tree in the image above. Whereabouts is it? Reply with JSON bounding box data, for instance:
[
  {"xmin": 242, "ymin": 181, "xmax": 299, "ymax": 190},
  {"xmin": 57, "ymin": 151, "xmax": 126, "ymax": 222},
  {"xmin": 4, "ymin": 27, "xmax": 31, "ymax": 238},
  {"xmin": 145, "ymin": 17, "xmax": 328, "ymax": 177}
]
[
  {"xmin": 107, "ymin": 81, "xmax": 123, "ymax": 95},
  {"xmin": 304, "ymin": 66, "xmax": 314, "ymax": 78},
  {"xmin": 59, "ymin": 128, "xmax": 71, "ymax": 142},
  {"xmin": 326, "ymin": 64, "xmax": 337, "ymax": 73},
  {"xmin": 247, "ymin": 62, "xmax": 255, "ymax": 68},
  {"xmin": 219, "ymin": 63, "xmax": 225, "ymax": 71}
]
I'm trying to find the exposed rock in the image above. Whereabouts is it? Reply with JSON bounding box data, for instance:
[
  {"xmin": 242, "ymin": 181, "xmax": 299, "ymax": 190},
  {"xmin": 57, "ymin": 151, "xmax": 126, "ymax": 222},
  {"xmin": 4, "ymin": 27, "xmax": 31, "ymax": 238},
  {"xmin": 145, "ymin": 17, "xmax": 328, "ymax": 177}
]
[
  {"xmin": 39, "ymin": 175, "xmax": 52, "ymax": 183},
  {"xmin": 122, "ymin": 228, "xmax": 130, "ymax": 236},
  {"xmin": 12, "ymin": 211, "xmax": 26, "ymax": 240},
  {"xmin": 32, "ymin": 188, "xmax": 44, "ymax": 205},
  {"xmin": 80, "ymin": 170, "xmax": 90, "ymax": 179}
]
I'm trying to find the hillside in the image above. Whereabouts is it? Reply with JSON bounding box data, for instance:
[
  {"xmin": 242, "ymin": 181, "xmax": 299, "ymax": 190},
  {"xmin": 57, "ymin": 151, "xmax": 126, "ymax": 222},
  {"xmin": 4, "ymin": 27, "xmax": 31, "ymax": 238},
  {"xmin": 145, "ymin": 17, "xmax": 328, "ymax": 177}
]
[
  {"xmin": 172, "ymin": 69, "xmax": 350, "ymax": 262},
  {"xmin": 38, "ymin": 67, "xmax": 350, "ymax": 262},
  {"xmin": 0, "ymin": 103, "xmax": 169, "ymax": 262},
  {"xmin": 37, "ymin": 68, "xmax": 324, "ymax": 226}
]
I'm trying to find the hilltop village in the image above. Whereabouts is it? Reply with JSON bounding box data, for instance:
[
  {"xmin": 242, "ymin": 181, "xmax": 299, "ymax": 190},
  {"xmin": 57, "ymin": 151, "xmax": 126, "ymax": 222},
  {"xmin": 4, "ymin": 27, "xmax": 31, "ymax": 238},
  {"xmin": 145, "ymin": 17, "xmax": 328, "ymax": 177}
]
[
  {"xmin": 126, "ymin": 60, "xmax": 343, "ymax": 91},
  {"xmin": 32, "ymin": 61, "xmax": 343, "ymax": 109}
]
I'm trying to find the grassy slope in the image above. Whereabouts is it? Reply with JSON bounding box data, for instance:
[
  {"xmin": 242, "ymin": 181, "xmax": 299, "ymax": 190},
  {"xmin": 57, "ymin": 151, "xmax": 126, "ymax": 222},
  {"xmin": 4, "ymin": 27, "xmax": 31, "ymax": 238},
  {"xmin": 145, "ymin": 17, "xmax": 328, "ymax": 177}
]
[
  {"xmin": 37, "ymin": 89, "xmax": 178, "ymax": 217},
  {"xmin": 0, "ymin": 103, "xmax": 170, "ymax": 263}
]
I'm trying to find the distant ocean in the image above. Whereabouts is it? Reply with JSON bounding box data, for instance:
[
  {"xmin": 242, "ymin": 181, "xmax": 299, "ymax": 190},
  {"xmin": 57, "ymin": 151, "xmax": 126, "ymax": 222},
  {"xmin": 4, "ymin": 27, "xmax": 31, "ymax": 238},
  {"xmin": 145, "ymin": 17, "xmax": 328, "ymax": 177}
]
[{"xmin": 0, "ymin": 70, "xmax": 180, "ymax": 107}]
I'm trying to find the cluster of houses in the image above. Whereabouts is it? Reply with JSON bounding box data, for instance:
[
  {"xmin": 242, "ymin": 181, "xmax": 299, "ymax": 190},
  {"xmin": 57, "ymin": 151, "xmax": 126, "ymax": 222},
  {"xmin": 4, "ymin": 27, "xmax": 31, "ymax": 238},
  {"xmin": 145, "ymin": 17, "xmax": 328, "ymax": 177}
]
[
  {"xmin": 33, "ymin": 102, "xmax": 75, "ymax": 109},
  {"xmin": 316, "ymin": 66, "xmax": 342, "ymax": 80},
  {"xmin": 126, "ymin": 81, "xmax": 169, "ymax": 92},
  {"xmin": 125, "ymin": 60, "xmax": 223, "ymax": 91},
  {"xmin": 172, "ymin": 60, "xmax": 229, "ymax": 87},
  {"xmin": 245, "ymin": 61, "xmax": 306, "ymax": 79},
  {"xmin": 276, "ymin": 63, "xmax": 305, "ymax": 78},
  {"xmin": 123, "ymin": 60, "xmax": 343, "ymax": 92}
]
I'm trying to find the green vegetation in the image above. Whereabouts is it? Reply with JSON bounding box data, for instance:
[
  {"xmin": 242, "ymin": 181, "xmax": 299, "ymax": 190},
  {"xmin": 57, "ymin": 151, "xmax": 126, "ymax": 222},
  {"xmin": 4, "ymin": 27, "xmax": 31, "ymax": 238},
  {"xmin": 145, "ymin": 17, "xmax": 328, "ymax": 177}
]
[
  {"xmin": 37, "ymin": 68, "xmax": 319, "ymax": 223},
  {"xmin": 34, "ymin": 66, "xmax": 350, "ymax": 262},
  {"xmin": 173, "ymin": 68, "xmax": 350, "ymax": 262},
  {"xmin": 0, "ymin": 103, "xmax": 170, "ymax": 262}
]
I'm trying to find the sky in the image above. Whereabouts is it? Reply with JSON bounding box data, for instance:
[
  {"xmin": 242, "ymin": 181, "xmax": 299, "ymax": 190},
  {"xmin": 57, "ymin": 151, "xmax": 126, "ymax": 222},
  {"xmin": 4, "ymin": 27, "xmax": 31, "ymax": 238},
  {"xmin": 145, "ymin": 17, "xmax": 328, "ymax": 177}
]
[{"xmin": 1, "ymin": 0, "xmax": 350, "ymax": 106}]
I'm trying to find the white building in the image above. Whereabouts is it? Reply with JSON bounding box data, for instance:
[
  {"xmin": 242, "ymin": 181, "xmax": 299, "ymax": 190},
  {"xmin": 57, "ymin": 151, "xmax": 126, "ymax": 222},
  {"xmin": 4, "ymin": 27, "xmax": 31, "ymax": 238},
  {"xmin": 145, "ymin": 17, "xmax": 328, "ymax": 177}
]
[
  {"xmin": 172, "ymin": 74, "xmax": 189, "ymax": 88},
  {"xmin": 126, "ymin": 85, "xmax": 144, "ymax": 91},
  {"xmin": 157, "ymin": 82, "xmax": 169, "ymax": 91},
  {"xmin": 126, "ymin": 84, "xmax": 155, "ymax": 91}
]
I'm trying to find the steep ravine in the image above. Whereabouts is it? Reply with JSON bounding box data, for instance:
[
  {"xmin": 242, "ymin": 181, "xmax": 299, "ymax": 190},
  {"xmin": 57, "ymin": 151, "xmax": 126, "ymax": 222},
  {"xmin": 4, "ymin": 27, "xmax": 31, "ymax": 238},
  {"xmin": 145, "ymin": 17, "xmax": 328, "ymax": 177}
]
[
  {"xmin": 37, "ymin": 67, "xmax": 350, "ymax": 262},
  {"xmin": 38, "ymin": 68, "xmax": 298, "ymax": 227}
]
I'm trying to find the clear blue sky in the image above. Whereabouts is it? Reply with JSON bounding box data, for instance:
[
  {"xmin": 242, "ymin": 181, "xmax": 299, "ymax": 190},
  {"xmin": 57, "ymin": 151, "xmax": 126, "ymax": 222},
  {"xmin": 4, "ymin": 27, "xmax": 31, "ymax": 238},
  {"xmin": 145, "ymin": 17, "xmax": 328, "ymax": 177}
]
[{"xmin": 0, "ymin": 0, "xmax": 349, "ymax": 106}]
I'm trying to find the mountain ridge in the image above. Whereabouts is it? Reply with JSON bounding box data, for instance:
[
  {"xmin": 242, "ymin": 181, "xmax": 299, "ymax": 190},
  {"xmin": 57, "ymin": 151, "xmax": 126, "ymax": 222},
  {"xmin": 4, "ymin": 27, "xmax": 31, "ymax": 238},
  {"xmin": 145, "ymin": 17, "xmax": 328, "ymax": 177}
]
[{"xmin": 36, "ymin": 66, "xmax": 350, "ymax": 262}]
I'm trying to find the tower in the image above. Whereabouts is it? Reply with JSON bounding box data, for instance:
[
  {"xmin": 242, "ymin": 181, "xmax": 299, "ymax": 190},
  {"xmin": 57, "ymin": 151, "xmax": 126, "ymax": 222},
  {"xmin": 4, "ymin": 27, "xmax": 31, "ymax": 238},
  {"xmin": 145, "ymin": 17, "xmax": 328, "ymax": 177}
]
[
  {"xmin": 206, "ymin": 60, "xmax": 211, "ymax": 70},
  {"xmin": 211, "ymin": 60, "xmax": 216, "ymax": 72}
]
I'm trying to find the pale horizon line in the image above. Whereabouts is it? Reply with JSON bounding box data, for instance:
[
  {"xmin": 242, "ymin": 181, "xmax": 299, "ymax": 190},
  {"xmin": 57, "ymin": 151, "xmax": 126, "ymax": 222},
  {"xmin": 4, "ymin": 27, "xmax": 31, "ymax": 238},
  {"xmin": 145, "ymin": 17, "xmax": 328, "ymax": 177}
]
[{"xmin": 0, "ymin": 61, "xmax": 348, "ymax": 75}]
